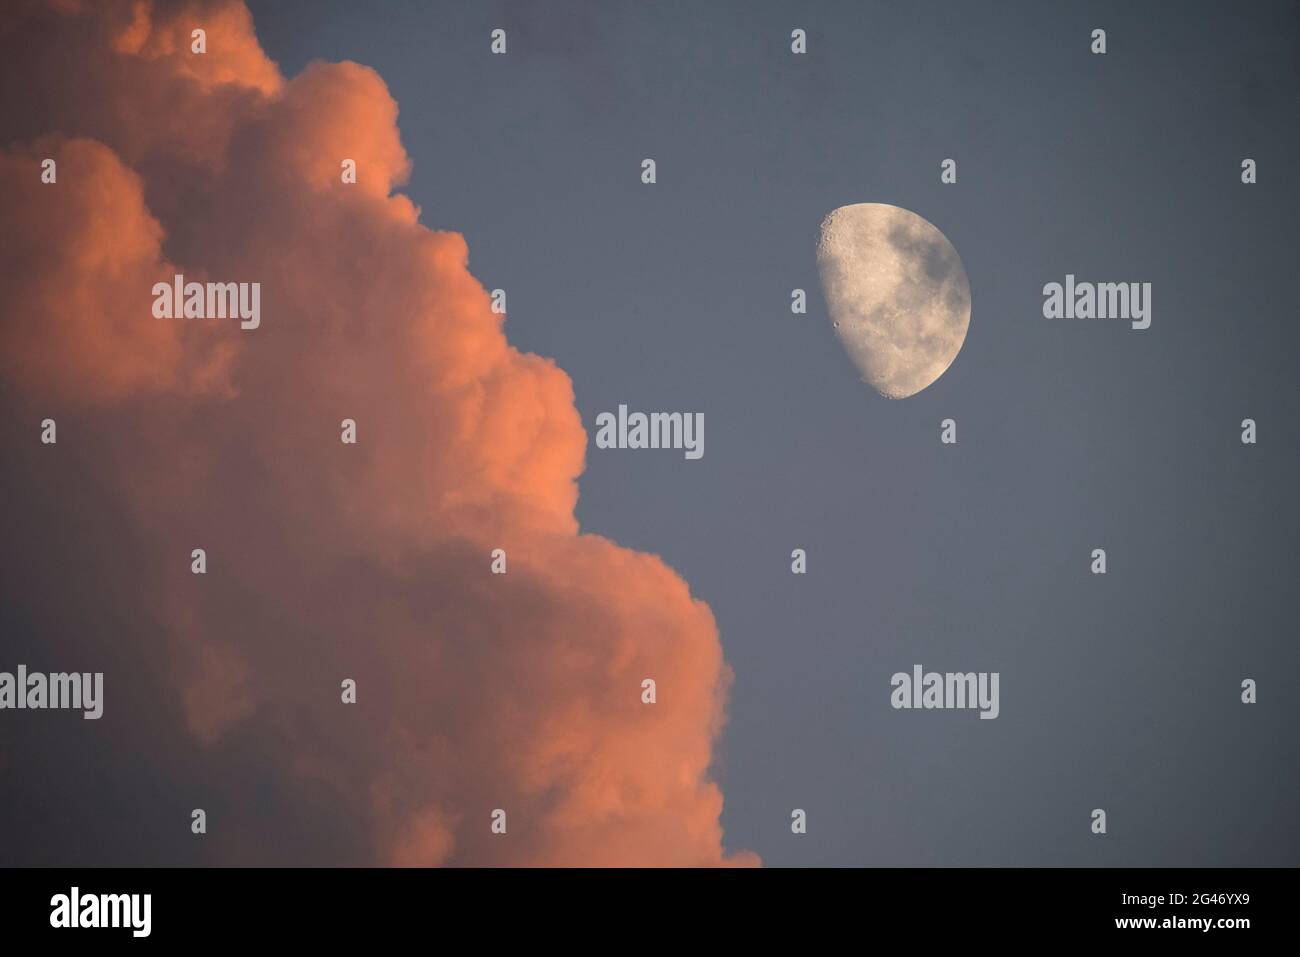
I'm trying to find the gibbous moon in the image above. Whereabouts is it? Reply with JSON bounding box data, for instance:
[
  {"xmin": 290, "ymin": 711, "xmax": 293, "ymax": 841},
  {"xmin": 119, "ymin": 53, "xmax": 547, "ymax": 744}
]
[{"xmin": 817, "ymin": 203, "xmax": 970, "ymax": 399}]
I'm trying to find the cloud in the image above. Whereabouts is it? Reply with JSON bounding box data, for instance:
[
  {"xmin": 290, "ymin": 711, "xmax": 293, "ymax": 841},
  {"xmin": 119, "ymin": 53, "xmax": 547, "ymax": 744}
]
[{"xmin": 0, "ymin": 0, "xmax": 755, "ymax": 866}]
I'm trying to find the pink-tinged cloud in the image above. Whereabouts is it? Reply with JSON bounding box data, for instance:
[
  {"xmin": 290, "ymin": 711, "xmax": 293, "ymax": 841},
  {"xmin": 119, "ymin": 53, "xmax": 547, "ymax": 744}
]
[{"xmin": 0, "ymin": 0, "xmax": 756, "ymax": 866}]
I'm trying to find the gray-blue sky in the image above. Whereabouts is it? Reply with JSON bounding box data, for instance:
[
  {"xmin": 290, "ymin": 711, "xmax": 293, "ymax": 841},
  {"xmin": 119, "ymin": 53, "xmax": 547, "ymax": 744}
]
[{"xmin": 245, "ymin": 0, "xmax": 1299, "ymax": 865}]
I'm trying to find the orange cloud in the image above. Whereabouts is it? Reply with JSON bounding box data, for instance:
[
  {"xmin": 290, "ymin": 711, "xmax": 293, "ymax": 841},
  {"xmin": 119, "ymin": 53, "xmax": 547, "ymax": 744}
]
[{"xmin": 0, "ymin": 0, "xmax": 755, "ymax": 866}]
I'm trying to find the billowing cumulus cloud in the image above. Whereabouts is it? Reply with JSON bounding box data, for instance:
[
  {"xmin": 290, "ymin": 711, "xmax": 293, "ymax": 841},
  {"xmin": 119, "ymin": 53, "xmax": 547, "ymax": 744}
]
[{"xmin": 0, "ymin": 0, "xmax": 754, "ymax": 866}]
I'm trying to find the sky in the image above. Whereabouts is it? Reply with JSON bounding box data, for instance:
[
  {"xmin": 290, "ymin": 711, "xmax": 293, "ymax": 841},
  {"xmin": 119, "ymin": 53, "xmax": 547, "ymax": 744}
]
[{"xmin": 1, "ymin": 0, "xmax": 1296, "ymax": 866}]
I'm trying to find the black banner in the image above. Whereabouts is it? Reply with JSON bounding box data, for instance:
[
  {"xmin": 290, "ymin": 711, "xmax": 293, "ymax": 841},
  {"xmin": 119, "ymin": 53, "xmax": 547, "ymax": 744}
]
[{"xmin": 0, "ymin": 867, "xmax": 1283, "ymax": 943}]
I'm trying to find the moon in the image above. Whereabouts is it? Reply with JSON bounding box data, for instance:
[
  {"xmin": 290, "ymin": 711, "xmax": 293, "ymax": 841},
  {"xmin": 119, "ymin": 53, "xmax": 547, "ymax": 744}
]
[{"xmin": 816, "ymin": 203, "xmax": 970, "ymax": 399}]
